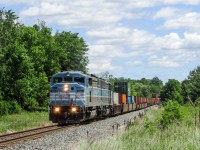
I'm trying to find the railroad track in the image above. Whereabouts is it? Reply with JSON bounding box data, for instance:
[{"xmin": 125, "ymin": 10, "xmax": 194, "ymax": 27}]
[{"xmin": 0, "ymin": 124, "xmax": 73, "ymax": 148}]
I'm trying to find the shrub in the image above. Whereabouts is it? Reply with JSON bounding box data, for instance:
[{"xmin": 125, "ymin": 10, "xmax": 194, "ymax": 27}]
[
  {"xmin": 0, "ymin": 100, "xmax": 22, "ymax": 116},
  {"xmin": 0, "ymin": 101, "xmax": 9, "ymax": 115},
  {"xmin": 24, "ymin": 98, "xmax": 39, "ymax": 111},
  {"xmin": 159, "ymin": 100, "xmax": 182, "ymax": 128},
  {"xmin": 9, "ymin": 101, "xmax": 22, "ymax": 114}
]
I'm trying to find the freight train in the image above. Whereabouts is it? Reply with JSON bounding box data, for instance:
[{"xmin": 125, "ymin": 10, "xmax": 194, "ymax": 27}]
[{"xmin": 49, "ymin": 71, "xmax": 160, "ymax": 124}]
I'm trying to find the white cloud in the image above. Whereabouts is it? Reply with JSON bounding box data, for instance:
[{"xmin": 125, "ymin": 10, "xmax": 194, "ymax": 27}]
[
  {"xmin": 126, "ymin": 61, "xmax": 143, "ymax": 65},
  {"xmin": 184, "ymin": 32, "xmax": 200, "ymax": 48},
  {"xmin": 162, "ymin": 0, "xmax": 200, "ymax": 5},
  {"xmin": 19, "ymin": 1, "xmax": 132, "ymax": 28},
  {"xmin": 20, "ymin": 2, "xmax": 66, "ymax": 16},
  {"xmin": 87, "ymin": 25, "xmax": 200, "ymax": 71},
  {"xmin": 148, "ymin": 56, "xmax": 180, "ymax": 67},
  {"xmin": 163, "ymin": 12, "xmax": 200, "ymax": 30},
  {"xmin": 153, "ymin": 7, "xmax": 182, "ymax": 19},
  {"xmin": 156, "ymin": 33, "xmax": 182, "ymax": 50},
  {"xmin": 0, "ymin": 0, "xmax": 38, "ymax": 5}
]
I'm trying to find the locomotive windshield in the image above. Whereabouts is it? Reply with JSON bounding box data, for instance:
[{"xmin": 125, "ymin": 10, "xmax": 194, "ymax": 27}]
[
  {"xmin": 64, "ymin": 76, "xmax": 73, "ymax": 82},
  {"xmin": 74, "ymin": 77, "xmax": 84, "ymax": 83},
  {"xmin": 53, "ymin": 77, "xmax": 62, "ymax": 83},
  {"xmin": 51, "ymin": 72, "xmax": 86, "ymax": 85}
]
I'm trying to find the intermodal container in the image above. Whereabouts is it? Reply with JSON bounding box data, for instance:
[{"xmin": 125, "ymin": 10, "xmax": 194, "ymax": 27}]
[
  {"xmin": 142, "ymin": 98, "xmax": 147, "ymax": 103},
  {"xmin": 135, "ymin": 96, "xmax": 140, "ymax": 104},
  {"xmin": 140, "ymin": 97, "xmax": 143, "ymax": 104},
  {"xmin": 132, "ymin": 96, "xmax": 135, "ymax": 103},
  {"xmin": 114, "ymin": 82, "xmax": 131, "ymax": 95},
  {"xmin": 114, "ymin": 92, "xmax": 120, "ymax": 104},
  {"xmin": 150, "ymin": 98, "xmax": 155, "ymax": 105},
  {"xmin": 122, "ymin": 94, "xmax": 127, "ymax": 104},
  {"xmin": 119, "ymin": 93, "xmax": 127, "ymax": 104},
  {"xmin": 127, "ymin": 96, "xmax": 132, "ymax": 103}
]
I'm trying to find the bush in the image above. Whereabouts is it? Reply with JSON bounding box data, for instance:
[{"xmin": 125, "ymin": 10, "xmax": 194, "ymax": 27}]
[
  {"xmin": 0, "ymin": 101, "xmax": 9, "ymax": 115},
  {"xmin": 24, "ymin": 98, "xmax": 39, "ymax": 111},
  {"xmin": 159, "ymin": 100, "xmax": 182, "ymax": 128},
  {"xmin": 0, "ymin": 100, "xmax": 22, "ymax": 116},
  {"xmin": 9, "ymin": 101, "xmax": 22, "ymax": 114}
]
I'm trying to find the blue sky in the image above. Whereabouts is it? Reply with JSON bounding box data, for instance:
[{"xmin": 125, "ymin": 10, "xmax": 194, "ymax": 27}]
[{"xmin": 1, "ymin": 0, "xmax": 200, "ymax": 83}]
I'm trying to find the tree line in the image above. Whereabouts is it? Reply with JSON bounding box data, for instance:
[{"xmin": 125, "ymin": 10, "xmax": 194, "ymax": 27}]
[
  {"xmin": 98, "ymin": 71, "xmax": 163, "ymax": 98},
  {"xmin": 0, "ymin": 9, "xmax": 88, "ymax": 115},
  {"xmin": 99, "ymin": 65, "xmax": 200, "ymax": 106}
]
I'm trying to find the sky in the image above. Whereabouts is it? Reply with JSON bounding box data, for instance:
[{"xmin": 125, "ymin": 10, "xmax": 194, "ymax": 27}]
[{"xmin": 0, "ymin": 0, "xmax": 200, "ymax": 83}]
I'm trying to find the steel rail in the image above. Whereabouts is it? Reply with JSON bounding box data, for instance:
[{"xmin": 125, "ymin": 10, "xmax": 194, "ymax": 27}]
[{"xmin": 0, "ymin": 124, "xmax": 73, "ymax": 148}]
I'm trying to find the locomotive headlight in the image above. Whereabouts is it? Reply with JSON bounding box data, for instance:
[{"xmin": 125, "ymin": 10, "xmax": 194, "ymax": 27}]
[
  {"xmin": 63, "ymin": 84, "xmax": 69, "ymax": 92},
  {"xmin": 54, "ymin": 107, "xmax": 60, "ymax": 112},
  {"xmin": 71, "ymin": 107, "xmax": 77, "ymax": 112}
]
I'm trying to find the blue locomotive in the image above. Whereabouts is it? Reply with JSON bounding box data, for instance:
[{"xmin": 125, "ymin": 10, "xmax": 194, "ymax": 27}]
[{"xmin": 49, "ymin": 71, "xmax": 113, "ymax": 124}]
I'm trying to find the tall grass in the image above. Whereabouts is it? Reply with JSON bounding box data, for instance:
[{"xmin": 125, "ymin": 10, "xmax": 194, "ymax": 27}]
[
  {"xmin": 79, "ymin": 106, "xmax": 200, "ymax": 150},
  {"xmin": 0, "ymin": 111, "xmax": 52, "ymax": 134}
]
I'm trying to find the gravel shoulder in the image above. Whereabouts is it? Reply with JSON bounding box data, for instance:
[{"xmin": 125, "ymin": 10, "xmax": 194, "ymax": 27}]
[{"xmin": 1, "ymin": 106, "xmax": 156, "ymax": 150}]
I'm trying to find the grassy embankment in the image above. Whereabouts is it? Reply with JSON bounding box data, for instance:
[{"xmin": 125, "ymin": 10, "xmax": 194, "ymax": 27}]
[
  {"xmin": 0, "ymin": 111, "xmax": 52, "ymax": 134},
  {"xmin": 79, "ymin": 105, "xmax": 200, "ymax": 150}
]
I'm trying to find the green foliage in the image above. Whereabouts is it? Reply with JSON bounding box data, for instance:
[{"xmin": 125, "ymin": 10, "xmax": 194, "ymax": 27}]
[
  {"xmin": 54, "ymin": 31, "xmax": 89, "ymax": 73},
  {"xmin": 182, "ymin": 65, "xmax": 200, "ymax": 104},
  {"xmin": 159, "ymin": 100, "xmax": 182, "ymax": 128},
  {"xmin": 0, "ymin": 100, "xmax": 21, "ymax": 115},
  {"xmin": 135, "ymin": 83, "xmax": 151, "ymax": 97},
  {"xmin": 0, "ymin": 9, "xmax": 89, "ymax": 114},
  {"xmin": 160, "ymin": 79, "xmax": 183, "ymax": 104}
]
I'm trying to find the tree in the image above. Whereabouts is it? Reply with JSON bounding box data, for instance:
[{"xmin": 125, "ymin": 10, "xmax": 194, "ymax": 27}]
[
  {"xmin": 150, "ymin": 76, "xmax": 163, "ymax": 94},
  {"xmin": 182, "ymin": 66, "xmax": 200, "ymax": 103},
  {"xmin": 135, "ymin": 83, "xmax": 151, "ymax": 98},
  {"xmin": 0, "ymin": 9, "xmax": 21, "ymax": 102},
  {"xmin": 54, "ymin": 31, "xmax": 89, "ymax": 73},
  {"xmin": 33, "ymin": 22, "xmax": 60, "ymax": 80},
  {"xmin": 18, "ymin": 25, "xmax": 50, "ymax": 109},
  {"xmin": 160, "ymin": 79, "xmax": 183, "ymax": 104}
]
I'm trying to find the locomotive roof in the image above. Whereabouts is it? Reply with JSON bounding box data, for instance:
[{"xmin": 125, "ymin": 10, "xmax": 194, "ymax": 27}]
[
  {"xmin": 52, "ymin": 71, "xmax": 87, "ymax": 77},
  {"xmin": 52, "ymin": 71, "xmax": 111, "ymax": 84}
]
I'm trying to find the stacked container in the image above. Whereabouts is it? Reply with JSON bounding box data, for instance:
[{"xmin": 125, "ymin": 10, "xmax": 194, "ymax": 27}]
[
  {"xmin": 119, "ymin": 93, "xmax": 127, "ymax": 104},
  {"xmin": 127, "ymin": 96, "xmax": 132, "ymax": 103},
  {"xmin": 135, "ymin": 96, "xmax": 140, "ymax": 104},
  {"xmin": 114, "ymin": 82, "xmax": 131, "ymax": 95},
  {"xmin": 150, "ymin": 98, "xmax": 155, "ymax": 105},
  {"xmin": 113, "ymin": 92, "xmax": 120, "ymax": 105},
  {"xmin": 132, "ymin": 96, "xmax": 135, "ymax": 103},
  {"xmin": 142, "ymin": 98, "xmax": 147, "ymax": 103}
]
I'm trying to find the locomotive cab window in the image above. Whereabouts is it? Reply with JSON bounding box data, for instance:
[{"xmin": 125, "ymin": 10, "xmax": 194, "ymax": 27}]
[
  {"xmin": 74, "ymin": 77, "xmax": 85, "ymax": 83},
  {"xmin": 53, "ymin": 77, "xmax": 62, "ymax": 83},
  {"xmin": 64, "ymin": 76, "xmax": 73, "ymax": 82}
]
